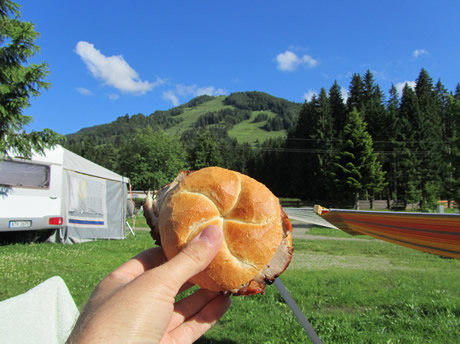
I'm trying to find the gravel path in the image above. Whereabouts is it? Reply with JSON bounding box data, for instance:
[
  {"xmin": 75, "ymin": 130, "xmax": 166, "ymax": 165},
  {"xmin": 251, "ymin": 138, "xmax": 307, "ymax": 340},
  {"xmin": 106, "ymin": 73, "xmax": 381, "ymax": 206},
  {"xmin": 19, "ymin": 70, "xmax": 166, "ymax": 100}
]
[{"xmin": 290, "ymin": 223, "xmax": 373, "ymax": 242}]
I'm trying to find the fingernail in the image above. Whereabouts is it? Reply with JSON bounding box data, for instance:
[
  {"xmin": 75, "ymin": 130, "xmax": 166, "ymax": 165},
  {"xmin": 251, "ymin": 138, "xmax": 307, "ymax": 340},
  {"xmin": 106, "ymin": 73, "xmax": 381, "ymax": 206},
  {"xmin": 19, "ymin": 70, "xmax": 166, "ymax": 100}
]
[{"xmin": 196, "ymin": 225, "xmax": 222, "ymax": 245}]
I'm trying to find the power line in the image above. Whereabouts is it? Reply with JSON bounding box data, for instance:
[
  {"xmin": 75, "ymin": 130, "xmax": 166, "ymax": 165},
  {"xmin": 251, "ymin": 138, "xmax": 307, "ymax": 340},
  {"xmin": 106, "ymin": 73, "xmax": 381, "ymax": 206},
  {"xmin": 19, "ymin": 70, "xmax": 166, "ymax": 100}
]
[
  {"xmin": 258, "ymin": 147, "xmax": 443, "ymax": 156},
  {"xmin": 285, "ymin": 137, "xmax": 450, "ymax": 144}
]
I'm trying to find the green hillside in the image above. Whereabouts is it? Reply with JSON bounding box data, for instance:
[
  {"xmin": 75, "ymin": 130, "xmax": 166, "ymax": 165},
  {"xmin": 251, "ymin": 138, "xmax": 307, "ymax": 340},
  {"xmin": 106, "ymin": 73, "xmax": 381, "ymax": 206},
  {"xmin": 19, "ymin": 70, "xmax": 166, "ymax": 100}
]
[
  {"xmin": 164, "ymin": 96, "xmax": 233, "ymax": 137},
  {"xmin": 66, "ymin": 91, "xmax": 302, "ymax": 147}
]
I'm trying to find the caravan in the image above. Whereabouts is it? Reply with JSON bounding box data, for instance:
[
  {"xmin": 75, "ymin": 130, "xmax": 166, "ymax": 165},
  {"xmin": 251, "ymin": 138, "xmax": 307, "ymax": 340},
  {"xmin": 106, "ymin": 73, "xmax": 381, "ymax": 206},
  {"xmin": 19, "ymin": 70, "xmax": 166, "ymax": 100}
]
[{"xmin": 0, "ymin": 145, "xmax": 130, "ymax": 243}]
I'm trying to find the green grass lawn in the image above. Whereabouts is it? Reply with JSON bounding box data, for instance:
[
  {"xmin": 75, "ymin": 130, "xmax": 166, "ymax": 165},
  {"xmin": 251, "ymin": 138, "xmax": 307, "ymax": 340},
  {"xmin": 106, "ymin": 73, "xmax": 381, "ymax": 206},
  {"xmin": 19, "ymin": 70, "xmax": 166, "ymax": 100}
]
[{"xmin": 1, "ymin": 226, "xmax": 459, "ymax": 343}]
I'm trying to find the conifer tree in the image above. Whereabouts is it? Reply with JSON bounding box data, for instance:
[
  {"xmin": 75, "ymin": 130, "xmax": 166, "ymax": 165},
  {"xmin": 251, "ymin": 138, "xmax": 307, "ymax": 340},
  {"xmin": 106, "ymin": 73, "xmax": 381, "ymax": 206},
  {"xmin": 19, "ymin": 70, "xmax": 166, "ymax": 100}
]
[
  {"xmin": 346, "ymin": 73, "xmax": 365, "ymax": 113},
  {"xmin": 248, "ymin": 137, "xmax": 287, "ymax": 197},
  {"xmin": 385, "ymin": 85, "xmax": 401, "ymax": 202},
  {"xmin": 0, "ymin": 0, "xmax": 62, "ymax": 158},
  {"xmin": 435, "ymin": 80, "xmax": 455, "ymax": 203},
  {"xmin": 362, "ymin": 70, "xmax": 387, "ymax": 143},
  {"xmin": 331, "ymin": 109, "xmax": 386, "ymax": 209},
  {"xmin": 313, "ymin": 88, "xmax": 335, "ymax": 197},
  {"xmin": 329, "ymin": 80, "xmax": 347, "ymax": 137},
  {"xmin": 396, "ymin": 84, "xmax": 421, "ymax": 206},
  {"xmin": 448, "ymin": 86, "xmax": 460, "ymax": 209},
  {"xmin": 414, "ymin": 69, "xmax": 444, "ymax": 209},
  {"xmin": 287, "ymin": 96, "xmax": 321, "ymax": 199}
]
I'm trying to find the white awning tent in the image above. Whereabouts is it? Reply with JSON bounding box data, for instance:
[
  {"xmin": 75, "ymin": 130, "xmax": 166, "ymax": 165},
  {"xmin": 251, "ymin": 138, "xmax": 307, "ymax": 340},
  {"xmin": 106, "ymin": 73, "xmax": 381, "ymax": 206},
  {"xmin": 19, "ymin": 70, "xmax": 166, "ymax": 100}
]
[{"xmin": 1, "ymin": 145, "xmax": 130, "ymax": 243}]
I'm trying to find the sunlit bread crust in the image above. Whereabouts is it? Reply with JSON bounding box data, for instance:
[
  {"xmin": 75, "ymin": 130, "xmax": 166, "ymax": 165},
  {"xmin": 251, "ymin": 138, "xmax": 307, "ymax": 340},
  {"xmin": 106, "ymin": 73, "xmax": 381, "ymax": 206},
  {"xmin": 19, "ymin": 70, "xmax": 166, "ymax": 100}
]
[{"xmin": 150, "ymin": 167, "xmax": 293, "ymax": 294}]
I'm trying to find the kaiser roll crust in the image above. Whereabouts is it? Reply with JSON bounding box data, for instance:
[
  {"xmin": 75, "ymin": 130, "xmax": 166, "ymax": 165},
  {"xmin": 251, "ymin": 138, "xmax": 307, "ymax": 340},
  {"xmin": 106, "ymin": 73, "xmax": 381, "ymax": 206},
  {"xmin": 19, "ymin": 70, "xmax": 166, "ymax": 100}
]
[{"xmin": 158, "ymin": 166, "xmax": 285, "ymax": 292}]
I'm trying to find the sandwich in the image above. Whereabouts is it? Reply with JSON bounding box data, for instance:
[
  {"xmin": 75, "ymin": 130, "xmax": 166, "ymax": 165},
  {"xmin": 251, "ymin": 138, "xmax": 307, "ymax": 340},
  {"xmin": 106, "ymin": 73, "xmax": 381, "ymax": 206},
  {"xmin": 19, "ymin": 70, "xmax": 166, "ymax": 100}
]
[{"xmin": 144, "ymin": 166, "xmax": 293, "ymax": 295}]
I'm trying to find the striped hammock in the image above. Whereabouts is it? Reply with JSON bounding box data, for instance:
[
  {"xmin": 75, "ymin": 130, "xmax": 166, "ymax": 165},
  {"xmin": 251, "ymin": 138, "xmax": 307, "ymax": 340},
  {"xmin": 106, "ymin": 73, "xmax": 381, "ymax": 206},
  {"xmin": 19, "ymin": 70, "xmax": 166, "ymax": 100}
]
[{"xmin": 314, "ymin": 205, "xmax": 460, "ymax": 259}]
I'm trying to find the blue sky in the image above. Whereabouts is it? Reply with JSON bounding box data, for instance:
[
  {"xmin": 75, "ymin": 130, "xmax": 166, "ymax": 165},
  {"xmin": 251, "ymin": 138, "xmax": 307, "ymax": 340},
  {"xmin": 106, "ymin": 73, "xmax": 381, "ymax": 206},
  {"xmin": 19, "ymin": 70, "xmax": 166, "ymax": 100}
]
[{"xmin": 19, "ymin": 0, "xmax": 460, "ymax": 135}]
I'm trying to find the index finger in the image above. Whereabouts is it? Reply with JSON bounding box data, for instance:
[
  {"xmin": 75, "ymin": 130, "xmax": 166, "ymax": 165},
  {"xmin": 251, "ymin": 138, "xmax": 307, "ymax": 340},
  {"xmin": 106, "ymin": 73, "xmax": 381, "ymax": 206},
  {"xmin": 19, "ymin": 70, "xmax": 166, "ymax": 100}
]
[
  {"xmin": 111, "ymin": 247, "xmax": 196, "ymax": 290},
  {"xmin": 87, "ymin": 247, "xmax": 168, "ymax": 307},
  {"xmin": 100, "ymin": 247, "xmax": 168, "ymax": 291}
]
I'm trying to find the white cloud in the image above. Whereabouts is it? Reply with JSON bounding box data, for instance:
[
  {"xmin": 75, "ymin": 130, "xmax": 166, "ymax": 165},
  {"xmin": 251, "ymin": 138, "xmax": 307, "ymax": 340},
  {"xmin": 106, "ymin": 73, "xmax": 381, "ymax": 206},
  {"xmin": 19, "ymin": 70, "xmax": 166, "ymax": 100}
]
[
  {"xmin": 108, "ymin": 93, "xmax": 119, "ymax": 101},
  {"xmin": 162, "ymin": 90, "xmax": 180, "ymax": 107},
  {"xmin": 196, "ymin": 86, "xmax": 227, "ymax": 96},
  {"xmin": 276, "ymin": 50, "xmax": 319, "ymax": 71},
  {"xmin": 76, "ymin": 87, "xmax": 93, "ymax": 96},
  {"xmin": 176, "ymin": 84, "xmax": 197, "ymax": 97},
  {"xmin": 163, "ymin": 84, "xmax": 227, "ymax": 106},
  {"xmin": 413, "ymin": 49, "xmax": 429, "ymax": 59},
  {"xmin": 341, "ymin": 87, "xmax": 349, "ymax": 103},
  {"xmin": 303, "ymin": 89, "xmax": 317, "ymax": 102},
  {"xmin": 75, "ymin": 41, "xmax": 163, "ymax": 95},
  {"xmin": 396, "ymin": 81, "xmax": 416, "ymax": 96},
  {"xmin": 176, "ymin": 84, "xmax": 227, "ymax": 97}
]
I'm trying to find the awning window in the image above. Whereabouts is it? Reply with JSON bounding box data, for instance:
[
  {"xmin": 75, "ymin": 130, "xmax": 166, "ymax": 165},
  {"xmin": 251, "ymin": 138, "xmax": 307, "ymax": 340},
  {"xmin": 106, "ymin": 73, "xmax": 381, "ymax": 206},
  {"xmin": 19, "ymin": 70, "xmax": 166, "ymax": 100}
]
[{"xmin": 0, "ymin": 160, "xmax": 50, "ymax": 189}]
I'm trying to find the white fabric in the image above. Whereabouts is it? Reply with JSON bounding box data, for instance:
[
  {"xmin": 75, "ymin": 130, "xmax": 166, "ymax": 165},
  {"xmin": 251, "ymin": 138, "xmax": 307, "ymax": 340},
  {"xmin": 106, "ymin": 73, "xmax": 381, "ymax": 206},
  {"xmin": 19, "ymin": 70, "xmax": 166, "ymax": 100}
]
[
  {"xmin": 0, "ymin": 276, "xmax": 79, "ymax": 344},
  {"xmin": 61, "ymin": 146, "xmax": 127, "ymax": 183},
  {"xmin": 284, "ymin": 207, "xmax": 337, "ymax": 229},
  {"xmin": 8, "ymin": 145, "xmax": 128, "ymax": 183}
]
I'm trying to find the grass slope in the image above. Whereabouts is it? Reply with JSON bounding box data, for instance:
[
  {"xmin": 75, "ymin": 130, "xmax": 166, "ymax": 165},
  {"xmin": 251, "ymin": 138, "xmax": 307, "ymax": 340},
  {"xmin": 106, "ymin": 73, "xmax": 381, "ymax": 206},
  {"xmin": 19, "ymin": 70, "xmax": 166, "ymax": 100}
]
[
  {"xmin": 1, "ymin": 223, "xmax": 459, "ymax": 343},
  {"xmin": 165, "ymin": 96, "xmax": 231, "ymax": 136},
  {"xmin": 166, "ymin": 96, "xmax": 287, "ymax": 144},
  {"xmin": 228, "ymin": 110, "xmax": 286, "ymax": 144}
]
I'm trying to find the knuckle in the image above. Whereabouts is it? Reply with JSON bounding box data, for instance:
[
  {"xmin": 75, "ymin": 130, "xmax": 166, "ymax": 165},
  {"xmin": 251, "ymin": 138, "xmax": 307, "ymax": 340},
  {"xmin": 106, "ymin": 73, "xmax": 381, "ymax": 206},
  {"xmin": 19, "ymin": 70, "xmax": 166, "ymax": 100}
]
[{"xmin": 181, "ymin": 243, "xmax": 206, "ymax": 267}]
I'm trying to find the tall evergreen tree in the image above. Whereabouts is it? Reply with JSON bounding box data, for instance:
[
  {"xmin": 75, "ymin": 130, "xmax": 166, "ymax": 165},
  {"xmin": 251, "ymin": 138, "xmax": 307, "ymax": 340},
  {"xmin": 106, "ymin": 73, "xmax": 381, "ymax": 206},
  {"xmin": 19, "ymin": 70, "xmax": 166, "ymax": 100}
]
[
  {"xmin": 384, "ymin": 85, "xmax": 401, "ymax": 202},
  {"xmin": 329, "ymin": 80, "xmax": 347, "ymax": 137},
  {"xmin": 414, "ymin": 69, "xmax": 444, "ymax": 209},
  {"xmin": 435, "ymin": 80, "xmax": 455, "ymax": 203},
  {"xmin": 331, "ymin": 109, "xmax": 386, "ymax": 209},
  {"xmin": 346, "ymin": 73, "xmax": 365, "ymax": 113},
  {"xmin": 248, "ymin": 137, "xmax": 287, "ymax": 197},
  {"xmin": 0, "ymin": 0, "xmax": 62, "ymax": 158},
  {"xmin": 312, "ymin": 88, "xmax": 336, "ymax": 197},
  {"xmin": 447, "ymin": 87, "xmax": 460, "ymax": 209},
  {"xmin": 362, "ymin": 70, "xmax": 387, "ymax": 143},
  {"xmin": 396, "ymin": 84, "xmax": 421, "ymax": 206},
  {"xmin": 285, "ymin": 96, "xmax": 321, "ymax": 199}
]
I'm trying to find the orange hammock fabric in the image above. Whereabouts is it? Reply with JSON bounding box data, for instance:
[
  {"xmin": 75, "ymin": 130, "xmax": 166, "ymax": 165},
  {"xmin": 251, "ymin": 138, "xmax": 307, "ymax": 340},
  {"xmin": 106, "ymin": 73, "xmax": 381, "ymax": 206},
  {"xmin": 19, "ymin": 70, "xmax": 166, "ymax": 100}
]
[{"xmin": 314, "ymin": 205, "xmax": 460, "ymax": 259}]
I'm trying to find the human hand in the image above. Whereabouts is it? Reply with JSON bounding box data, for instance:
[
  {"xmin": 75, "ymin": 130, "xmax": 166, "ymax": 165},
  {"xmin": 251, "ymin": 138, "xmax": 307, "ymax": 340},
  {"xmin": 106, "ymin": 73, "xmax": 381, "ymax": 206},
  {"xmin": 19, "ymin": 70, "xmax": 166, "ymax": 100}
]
[{"xmin": 68, "ymin": 225, "xmax": 231, "ymax": 344}]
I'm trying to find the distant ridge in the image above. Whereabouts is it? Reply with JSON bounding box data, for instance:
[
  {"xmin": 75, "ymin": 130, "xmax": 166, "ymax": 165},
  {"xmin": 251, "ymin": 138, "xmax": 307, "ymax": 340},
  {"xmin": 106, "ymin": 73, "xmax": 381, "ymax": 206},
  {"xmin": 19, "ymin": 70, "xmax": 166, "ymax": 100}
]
[{"xmin": 66, "ymin": 91, "xmax": 302, "ymax": 147}]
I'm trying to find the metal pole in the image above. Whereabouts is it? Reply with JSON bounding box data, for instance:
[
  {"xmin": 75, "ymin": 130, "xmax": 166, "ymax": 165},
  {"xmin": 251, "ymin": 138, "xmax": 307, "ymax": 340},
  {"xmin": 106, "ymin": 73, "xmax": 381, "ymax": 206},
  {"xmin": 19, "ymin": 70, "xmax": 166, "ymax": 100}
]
[{"xmin": 274, "ymin": 278, "xmax": 323, "ymax": 344}]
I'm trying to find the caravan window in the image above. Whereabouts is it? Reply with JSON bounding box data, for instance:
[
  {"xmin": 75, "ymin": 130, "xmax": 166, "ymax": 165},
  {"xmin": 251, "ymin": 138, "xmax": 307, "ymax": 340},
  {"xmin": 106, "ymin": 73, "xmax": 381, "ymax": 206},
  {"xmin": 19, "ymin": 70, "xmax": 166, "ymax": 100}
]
[{"xmin": 0, "ymin": 160, "xmax": 50, "ymax": 189}]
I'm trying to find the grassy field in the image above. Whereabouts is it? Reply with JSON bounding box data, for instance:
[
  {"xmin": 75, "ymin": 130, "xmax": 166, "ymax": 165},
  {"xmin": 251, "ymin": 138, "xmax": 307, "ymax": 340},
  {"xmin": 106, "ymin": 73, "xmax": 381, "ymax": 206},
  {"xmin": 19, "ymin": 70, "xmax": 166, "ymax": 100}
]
[{"xmin": 1, "ymin": 223, "xmax": 459, "ymax": 343}]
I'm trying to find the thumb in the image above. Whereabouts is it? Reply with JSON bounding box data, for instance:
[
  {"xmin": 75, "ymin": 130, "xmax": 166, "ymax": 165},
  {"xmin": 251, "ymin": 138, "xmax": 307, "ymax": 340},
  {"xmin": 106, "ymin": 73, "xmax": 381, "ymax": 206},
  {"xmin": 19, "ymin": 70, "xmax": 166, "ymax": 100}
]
[{"xmin": 156, "ymin": 225, "xmax": 224, "ymax": 292}]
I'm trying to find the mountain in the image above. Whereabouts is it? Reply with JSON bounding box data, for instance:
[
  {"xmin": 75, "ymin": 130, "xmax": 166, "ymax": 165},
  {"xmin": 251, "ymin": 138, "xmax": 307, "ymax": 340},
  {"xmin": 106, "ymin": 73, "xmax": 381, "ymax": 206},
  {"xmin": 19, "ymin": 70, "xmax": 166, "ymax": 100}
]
[{"xmin": 65, "ymin": 91, "xmax": 302, "ymax": 147}]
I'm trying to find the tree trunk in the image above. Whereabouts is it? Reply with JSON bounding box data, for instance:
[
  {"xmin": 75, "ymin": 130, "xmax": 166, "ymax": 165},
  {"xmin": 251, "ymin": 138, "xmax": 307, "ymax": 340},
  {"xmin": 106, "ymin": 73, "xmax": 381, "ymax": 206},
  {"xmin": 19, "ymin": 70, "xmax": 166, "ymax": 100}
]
[{"xmin": 354, "ymin": 192, "xmax": 360, "ymax": 210}]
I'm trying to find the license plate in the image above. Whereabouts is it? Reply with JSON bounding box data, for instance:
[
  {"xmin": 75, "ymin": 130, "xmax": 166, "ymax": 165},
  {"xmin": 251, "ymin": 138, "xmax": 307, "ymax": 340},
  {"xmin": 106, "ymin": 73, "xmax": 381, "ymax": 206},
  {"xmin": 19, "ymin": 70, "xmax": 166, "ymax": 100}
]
[{"xmin": 8, "ymin": 220, "xmax": 32, "ymax": 228}]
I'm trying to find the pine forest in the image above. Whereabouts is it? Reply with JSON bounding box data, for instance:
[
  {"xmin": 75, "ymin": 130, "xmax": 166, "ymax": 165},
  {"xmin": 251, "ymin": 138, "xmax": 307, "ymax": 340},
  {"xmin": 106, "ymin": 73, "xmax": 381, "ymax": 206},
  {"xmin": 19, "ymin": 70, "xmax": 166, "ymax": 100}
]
[{"xmin": 64, "ymin": 69, "xmax": 460, "ymax": 211}]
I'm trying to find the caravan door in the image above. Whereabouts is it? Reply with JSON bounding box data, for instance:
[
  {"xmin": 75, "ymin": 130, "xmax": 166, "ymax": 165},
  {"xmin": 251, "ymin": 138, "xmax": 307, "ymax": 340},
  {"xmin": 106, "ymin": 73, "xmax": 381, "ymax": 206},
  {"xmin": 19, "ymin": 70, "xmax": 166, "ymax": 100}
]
[{"xmin": 0, "ymin": 160, "xmax": 64, "ymax": 232}]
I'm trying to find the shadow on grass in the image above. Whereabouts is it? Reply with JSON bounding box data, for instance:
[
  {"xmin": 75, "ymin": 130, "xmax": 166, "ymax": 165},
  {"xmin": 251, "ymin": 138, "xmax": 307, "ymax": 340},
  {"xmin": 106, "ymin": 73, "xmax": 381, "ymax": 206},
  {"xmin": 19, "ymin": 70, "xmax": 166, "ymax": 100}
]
[
  {"xmin": 0, "ymin": 229, "xmax": 56, "ymax": 245},
  {"xmin": 196, "ymin": 338, "xmax": 238, "ymax": 344}
]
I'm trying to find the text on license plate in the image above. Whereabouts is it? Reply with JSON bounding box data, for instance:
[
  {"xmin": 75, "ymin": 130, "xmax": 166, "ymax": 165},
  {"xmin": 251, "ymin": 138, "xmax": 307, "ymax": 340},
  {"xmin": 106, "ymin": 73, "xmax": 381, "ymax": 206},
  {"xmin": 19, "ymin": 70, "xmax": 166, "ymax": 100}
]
[{"xmin": 9, "ymin": 220, "xmax": 32, "ymax": 228}]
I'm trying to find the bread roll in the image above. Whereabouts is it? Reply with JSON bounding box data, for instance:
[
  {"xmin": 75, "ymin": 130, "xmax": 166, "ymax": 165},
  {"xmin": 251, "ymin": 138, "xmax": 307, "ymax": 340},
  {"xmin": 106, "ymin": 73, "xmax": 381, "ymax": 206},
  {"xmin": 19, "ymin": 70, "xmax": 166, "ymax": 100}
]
[{"xmin": 144, "ymin": 166, "xmax": 293, "ymax": 295}]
